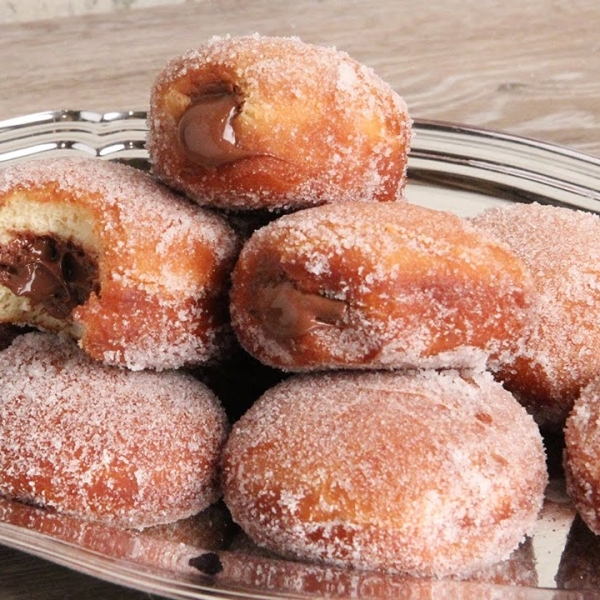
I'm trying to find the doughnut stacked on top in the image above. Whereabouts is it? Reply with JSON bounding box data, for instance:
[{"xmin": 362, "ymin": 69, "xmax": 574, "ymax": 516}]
[
  {"xmin": 470, "ymin": 203, "xmax": 600, "ymax": 430},
  {"xmin": 0, "ymin": 156, "xmax": 240, "ymax": 371},
  {"xmin": 0, "ymin": 33, "xmax": 563, "ymax": 582},
  {"xmin": 228, "ymin": 201, "xmax": 534, "ymax": 372},
  {"xmin": 147, "ymin": 34, "xmax": 412, "ymax": 212}
]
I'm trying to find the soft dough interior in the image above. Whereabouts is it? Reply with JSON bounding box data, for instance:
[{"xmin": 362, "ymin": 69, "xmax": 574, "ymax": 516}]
[{"xmin": 0, "ymin": 193, "xmax": 101, "ymax": 336}]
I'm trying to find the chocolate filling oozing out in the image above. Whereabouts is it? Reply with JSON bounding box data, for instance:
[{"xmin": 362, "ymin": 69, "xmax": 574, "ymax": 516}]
[
  {"xmin": 178, "ymin": 82, "xmax": 256, "ymax": 169},
  {"xmin": 0, "ymin": 233, "xmax": 99, "ymax": 320},
  {"xmin": 254, "ymin": 280, "xmax": 347, "ymax": 338}
]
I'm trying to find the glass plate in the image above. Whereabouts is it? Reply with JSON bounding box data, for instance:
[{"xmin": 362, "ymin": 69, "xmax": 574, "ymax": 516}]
[{"xmin": 1, "ymin": 110, "xmax": 600, "ymax": 600}]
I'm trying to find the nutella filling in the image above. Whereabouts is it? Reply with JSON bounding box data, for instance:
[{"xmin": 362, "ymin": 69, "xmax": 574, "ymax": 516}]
[
  {"xmin": 0, "ymin": 234, "xmax": 99, "ymax": 320},
  {"xmin": 178, "ymin": 83, "xmax": 254, "ymax": 168},
  {"xmin": 256, "ymin": 280, "xmax": 347, "ymax": 338}
]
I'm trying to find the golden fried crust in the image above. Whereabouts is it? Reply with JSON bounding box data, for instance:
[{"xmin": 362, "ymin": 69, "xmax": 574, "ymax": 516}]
[
  {"xmin": 0, "ymin": 156, "xmax": 240, "ymax": 370},
  {"xmin": 0, "ymin": 333, "xmax": 229, "ymax": 529},
  {"xmin": 222, "ymin": 370, "xmax": 547, "ymax": 578},
  {"xmin": 147, "ymin": 34, "xmax": 412, "ymax": 211},
  {"xmin": 230, "ymin": 201, "xmax": 535, "ymax": 371},
  {"xmin": 471, "ymin": 203, "xmax": 600, "ymax": 429}
]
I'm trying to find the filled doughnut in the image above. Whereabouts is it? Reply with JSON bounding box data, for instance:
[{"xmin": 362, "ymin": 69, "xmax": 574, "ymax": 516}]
[
  {"xmin": 147, "ymin": 34, "xmax": 412, "ymax": 211},
  {"xmin": 564, "ymin": 376, "xmax": 600, "ymax": 535},
  {"xmin": 471, "ymin": 202, "xmax": 600, "ymax": 429},
  {"xmin": 229, "ymin": 201, "xmax": 535, "ymax": 371},
  {"xmin": 0, "ymin": 156, "xmax": 240, "ymax": 370},
  {"xmin": 0, "ymin": 332, "xmax": 229, "ymax": 529},
  {"xmin": 221, "ymin": 369, "xmax": 547, "ymax": 578}
]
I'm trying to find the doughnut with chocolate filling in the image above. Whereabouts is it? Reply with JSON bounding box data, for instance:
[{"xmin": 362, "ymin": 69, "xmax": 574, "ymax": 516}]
[
  {"xmin": 221, "ymin": 370, "xmax": 547, "ymax": 578},
  {"xmin": 0, "ymin": 156, "xmax": 240, "ymax": 370},
  {"xmin": 147, "ymin": 34, "xmax": 412, "ymax": 211},
  {"xmin": 229, "ymin": 201, "xmax": 535, "ymax": 371},
  {"xmin": 0, "ymin": 332, "xmax": 229, "ymax": 529},
  {"xmin": 471, "ymin": 202, "xmax": 600, "ymax": 429}
]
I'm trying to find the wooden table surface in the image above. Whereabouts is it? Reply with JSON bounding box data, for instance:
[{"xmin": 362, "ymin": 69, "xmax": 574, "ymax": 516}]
[
  {"xmin": 0, "ymin": 0, "xmax": 599, "ymax": 597},
  {"xmin": 2, "ymin": 0, "xmax": 600, "ymax": 156}
]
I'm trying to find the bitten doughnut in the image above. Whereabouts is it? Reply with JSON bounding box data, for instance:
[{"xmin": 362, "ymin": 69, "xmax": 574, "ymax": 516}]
[
  {"xmin": 222, "ymin": 370, "xmax": 547, "ymax": 578},
  {"xmin": 230, "ymin": 201, "xmax": 534, "ymax": 371},
  {"xmin": 564, "ymin": 376, "xmax": 600, "ymax": 535},
  {"xmin": 147, "ymin": 34, "xmax": 412, "ymax": 211},
  {"xmin": 0, "ymin": 332, "xmax": 229, "ymax": 529},
  {"xmin": 471, "ymin": 202, "xmax": 600, "ymax": 429},
  {"xmin": 0, "ymin": 156, "xmax": 240, "ymax": 370}
]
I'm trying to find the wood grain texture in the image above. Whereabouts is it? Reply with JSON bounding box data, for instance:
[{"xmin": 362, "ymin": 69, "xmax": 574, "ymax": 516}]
[{"xmin": 1, "ymin": 0, "xmax": 600, "ymax": 154}]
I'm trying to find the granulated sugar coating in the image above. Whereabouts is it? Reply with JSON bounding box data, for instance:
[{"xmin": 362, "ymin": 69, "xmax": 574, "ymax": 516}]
[
  {"xmin": 0, "ymin": 332, "xmax": 229, "ymax": 529},
  {"xmin": 230, "ymin": 201, "xmax": 535, "ymax": 372},
  {"xmin": 564, "ymin": 376, "xmax": 600, "ymax": 535},
  {"xmin": 0, "ymin": 156, "xmax": 240, "ymax": 370},
  {"xmin": 222, "ymin": 369, "xmax": 547, "ymax": 579},
  {"xmin": 147, "ymin": 34, "xmax": 412, "ymax": 211},
  {"xmin": 471, "ymin": 202, "xmax": 600, "ymax": 429}
]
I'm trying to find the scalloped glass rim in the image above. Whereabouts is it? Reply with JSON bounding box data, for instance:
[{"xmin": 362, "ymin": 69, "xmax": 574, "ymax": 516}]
[{"xmin": 0, "ymin": 110, "xmax": 599, "ymax": 600}]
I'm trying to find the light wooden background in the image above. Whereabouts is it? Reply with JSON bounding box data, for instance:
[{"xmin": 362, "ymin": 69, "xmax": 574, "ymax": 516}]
[{"xmin": 1, "ymin": 0, "xmax": 600, "ymax": 155}]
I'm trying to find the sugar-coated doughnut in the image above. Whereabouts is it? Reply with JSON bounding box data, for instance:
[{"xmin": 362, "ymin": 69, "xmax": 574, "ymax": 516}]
[
  {"xmin": 0, "ymin": 156, "xmax": 240, "ymax": 370},
  {"xmin": 222, "ymin": 369, "xmax": 547, "ymax": 578},
  {"xmin": 0, "ymin": 332, "xmax": 229, "ymax": 529},
  {"xmin": 230, "ymin": 201, "xmax": 534, "ymax": 371},
  {"xmin": 564, "ymin": 376, "xmax": 600, "ymax": 535},
  {"xmin": 471, "ymin": 202, "xmax": 600, "ymax": 429},
  {"xmin": 147, "ymin": 34, "xmax": 412, "ymax": 211}
]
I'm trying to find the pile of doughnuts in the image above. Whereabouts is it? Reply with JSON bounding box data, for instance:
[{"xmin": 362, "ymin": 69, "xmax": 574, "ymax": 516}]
[{"xmin": 5, "ymin": 32, "xmax": 600, "ymax": 582}]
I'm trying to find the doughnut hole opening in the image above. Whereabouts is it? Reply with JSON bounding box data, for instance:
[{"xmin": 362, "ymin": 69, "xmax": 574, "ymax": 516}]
[
  {"xmin": 177, "ymin": 81, "xmax": 257, "ymax": 169},
  {"xmin": 252, "ymin": 278, "xmax": 348, "ymax": 339}
]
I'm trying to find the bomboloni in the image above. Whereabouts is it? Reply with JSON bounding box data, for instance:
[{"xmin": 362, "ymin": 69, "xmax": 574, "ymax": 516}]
[
  {"xmin": 0, "ymin": 332, "xmax": 229, "ymax": 528},
  {"xmin": 0, "ymin": 156, "xmax": 240, "ymax": 370},
  {"xmin": 222, "ymin": 369, "xmax": 547, "ymax": 578},
  {"xmin": 471, "ymin": 202, "xmax": 600, "ymax": 429},
  {"xmin": 147, "ymin": 34, "xmax": 412, "ymax": 211},
  {"xmin": 230, "ymin": 201, "xmax": 535, "ymax": 372}
]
